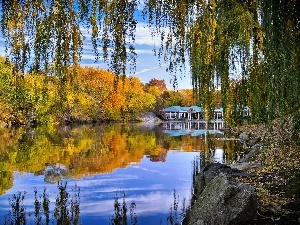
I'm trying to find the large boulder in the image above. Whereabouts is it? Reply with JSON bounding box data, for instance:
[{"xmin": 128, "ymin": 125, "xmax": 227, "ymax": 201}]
[{"xmin": 184, "ymin": 163, "xmax": 257, "ymax": 225}]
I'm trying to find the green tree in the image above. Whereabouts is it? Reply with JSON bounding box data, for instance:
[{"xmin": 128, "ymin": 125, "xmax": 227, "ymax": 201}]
[{"xmin": 0, "ymin": 57, "xmax": 14, "ymax": 124}]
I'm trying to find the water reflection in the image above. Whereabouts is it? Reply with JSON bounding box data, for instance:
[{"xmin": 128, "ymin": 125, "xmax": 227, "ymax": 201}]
[
  {"xmin": 161, "ymin": 121, "xmax": 224, "ymax": 133},
  {"xmin": 3, "ymin": 183, "xmax": 185, "ymax": 225},
  {"xmin": 0, "ymin": 123, "xmax": 245, "ymax": 224},
  {"xmin": 110, "ymin": 192, "xmax": 137, "ymax": 225},
  {"xmin": 4, "ymin": 182, "xmax": 80, "ymax": 225}
]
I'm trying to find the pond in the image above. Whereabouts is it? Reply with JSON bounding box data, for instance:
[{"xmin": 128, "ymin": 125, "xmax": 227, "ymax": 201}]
[{"xmin": 0, "ymin": 122, "xmax": 244, "ymax": 224}]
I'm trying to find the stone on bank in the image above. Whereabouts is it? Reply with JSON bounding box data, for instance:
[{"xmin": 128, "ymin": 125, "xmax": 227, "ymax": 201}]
[{"xmin": 184, "ymin": 163, "xmax": 257, "ymax": 225}]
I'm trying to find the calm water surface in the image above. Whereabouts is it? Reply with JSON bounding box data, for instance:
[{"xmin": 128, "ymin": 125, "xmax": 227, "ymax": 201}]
[{"xmin": 0, "ymin": 122, "xmax": 244, "ymax": 224}]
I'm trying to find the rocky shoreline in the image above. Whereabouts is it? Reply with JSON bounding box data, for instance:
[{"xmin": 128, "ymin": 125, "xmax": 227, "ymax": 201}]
[
  {"xmin": 184, "ymin": 163, "xmax": 258, "ymax": 225},
  {"xmin": 184, "ymin": 119, "xmax": 300, "ymax": 225}
]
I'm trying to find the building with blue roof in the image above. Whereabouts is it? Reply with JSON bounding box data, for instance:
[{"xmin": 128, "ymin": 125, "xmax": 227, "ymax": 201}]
[
  {"xmin": 162, "ymin": 106, "xmax": 204, "ymax": 120},
  {"xmin": 162, "ymin": 106, "xmax": 223, "ymax": 121}
]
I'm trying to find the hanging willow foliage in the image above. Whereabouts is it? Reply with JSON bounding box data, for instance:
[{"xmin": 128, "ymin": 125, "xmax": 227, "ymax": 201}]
[
  {"xmin": 0, "ymin": 0, "xmax": 299, "ymax": 127},
  {"xmin": 0, "ymin": 0, "xmax": 138, "ymax": 82},
  {"xmin": 144, "ymin": 0, "xmax": 299, "ymax": 125}
]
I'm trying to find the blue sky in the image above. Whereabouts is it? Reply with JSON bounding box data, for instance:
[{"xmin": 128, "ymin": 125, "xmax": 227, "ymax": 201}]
[
  {"xmin": 79, "ymin": 20, "xmax": 192, "ymax": 90},
  {"xmin": 0, "ymin": 11, "xmax": 192, "ymax": 90}
]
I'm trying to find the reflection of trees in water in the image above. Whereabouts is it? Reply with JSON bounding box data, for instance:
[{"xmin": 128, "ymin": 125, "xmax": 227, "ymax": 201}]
[
  {"xmin": 148, "ymin": 149, "xmax": 168, "ymax": 162},
  {"xmin": 4, "ymin": 191, "xmax": 27, "ymax": 225},
  {"xmin": 110, "ymin": 192, "xmax": 137, "ymax": 225},
  {"xmin": 0, "ymin": 171, "xmax": 13, "ymax": 195},
  {"xmin": 166, "ymin": 191, "xmax": 186, "ymax": 225},
  {"xmin": 190, "ymin": 152, "xmax": 204, "ymax": 205},
  {"xmin": 4, "ymin": 181, "xmax": 80, "ymax": 225},
  {"xmin": 0, "ymin": 124, "xmax": 225, "ymax": 187},
  {"xmin": 4, "ymin": 184, "xmax": 186, "ymax": 225},
  {"xmin": 54, "ymin": 182, "xmax": 80, "ymax": 225},
  {"xmin": 44, "ymin": 165, "xmax": 68, "ymax": 184}
]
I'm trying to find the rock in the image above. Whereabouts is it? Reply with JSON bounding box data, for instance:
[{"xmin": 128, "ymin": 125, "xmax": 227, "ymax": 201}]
[
  {"xmin": 138, "ymin": 112, "xmax": 161, "ymax": 129},
  {"xmin": 185, "ymin": 163, "xmax": 257, "ymax": 225},
  {"xmin": 193, "ymin": 163, "xmax": 233, "ymax": 197},
  {"xmin": 237, "ymin": 145, "xmax": 261, "ymax": 163},
  {"xmin": 139, "ymin": 112, "xmax": 161, "ymax": 124},
  {"xmin": 239, "ymin": 132, "xmax": 261, "ymax": 148},
  {"xmin": 230, "ymin": 162, "xmax": 263, "ymax": 171},
  {"xmin": 248, "ymin": 137, "xmax": 261, "ymax": 147},
  {"xmin": 239, "ymin": 132, "xmax": 248, "ymax": 143}
]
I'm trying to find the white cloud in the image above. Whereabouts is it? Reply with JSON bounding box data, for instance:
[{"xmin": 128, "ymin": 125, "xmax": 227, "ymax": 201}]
[
  {"xmin": 135, "ymin": 23, "xmax": 166, "ymax": 46},
  {"xmin": 134, "ymin": 49, "xmax": 154, "ymax": 54},
  {"xmin": 135, "ymin": 67, "xmax": 158, "ymax": 75},
  {"xmin": 80, "ymin": 22, "xmax": 160, "ymax": 48},
  {"xmin": 79, "ymin": 191, "xmax": 186, "ymax": 216},
  {"xmin": 80, "ymin": 54, "xmax": 101, "ymax": 61}
]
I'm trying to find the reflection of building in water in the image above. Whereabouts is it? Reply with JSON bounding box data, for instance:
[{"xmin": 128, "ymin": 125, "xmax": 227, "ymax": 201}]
[
  {"xmin": 163, "ymin": 121, "xmax": 224, "ymax": 131},
  {"xmin": 212, "ymin": 148, "xmax": 225, "ymax": 163},
  {"xmin": 162, "ymin": 122, "xmax": 224, "ymax": 138}
]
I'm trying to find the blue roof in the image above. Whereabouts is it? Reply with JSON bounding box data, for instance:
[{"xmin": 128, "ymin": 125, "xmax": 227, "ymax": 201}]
[
  {"xmin": 191, "ymin": 106, "xmax": 203, "ymax": 112},
  {"xmin": 163, "ymin": 106, "xmax": 203, "ymax": 113},
  {"xmin": 163, "ymin": 130, "xmax": 191, "ymax": 136},
  {"xmin": 163, "ymin": 106, "xmax": 183, "ymax": 112},
  {"xmin": 191, "ymin": 130, "xmax": 224, "ymax": 136}
]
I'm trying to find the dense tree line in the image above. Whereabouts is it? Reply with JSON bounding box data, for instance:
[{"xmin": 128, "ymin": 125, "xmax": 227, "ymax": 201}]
[
  {"xmin": 0, "ymin": 0, "xmax": 299, "ymax": 128},
  {"xmin": 0, "ymin": 56, "xmax": 196, "ymax": 125}
]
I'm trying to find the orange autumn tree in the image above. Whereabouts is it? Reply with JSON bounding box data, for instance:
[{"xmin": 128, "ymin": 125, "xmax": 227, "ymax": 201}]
[
  {"xmin": 65, "ymin": 66, "xmax": 112, "ymax": 122},
  {"xmin": 180, "ymin": 89, "xmax": 194, "ymax": 106},
  {"xmin": 121, "ymin": 77, "xmax": 156, "ymax": 120},
  {"xmin": 147, "ymin": 78, "xmax": 167, "ymax": 92},
  {"xmin": 75, "ymin": 66, "xmax": 156, "ymax": 121}
]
